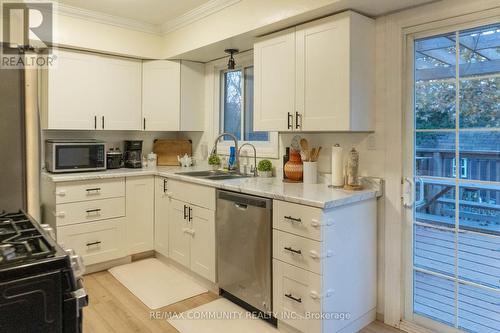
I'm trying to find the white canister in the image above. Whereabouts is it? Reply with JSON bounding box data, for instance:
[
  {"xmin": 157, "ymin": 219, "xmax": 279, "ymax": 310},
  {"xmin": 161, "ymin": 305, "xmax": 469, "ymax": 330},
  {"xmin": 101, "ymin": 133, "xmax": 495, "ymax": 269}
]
[
  {"xmin": 147, "ymin": 152, "xmax": 157, "ymax": 169},
  {"xmin": 331, "ymin": 144, "xmax": 343, "ymax": 187},
  {"xmin": 303, "ymin": 161, "xmax": 318, "ymax": 184}
]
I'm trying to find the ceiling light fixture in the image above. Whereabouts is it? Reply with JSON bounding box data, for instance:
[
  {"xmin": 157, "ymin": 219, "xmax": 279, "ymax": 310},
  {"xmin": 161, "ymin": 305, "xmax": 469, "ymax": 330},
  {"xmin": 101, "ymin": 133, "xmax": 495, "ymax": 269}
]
[{"xmin": 225, "ymin": 48, "xmax": 238, "ymax": 70}]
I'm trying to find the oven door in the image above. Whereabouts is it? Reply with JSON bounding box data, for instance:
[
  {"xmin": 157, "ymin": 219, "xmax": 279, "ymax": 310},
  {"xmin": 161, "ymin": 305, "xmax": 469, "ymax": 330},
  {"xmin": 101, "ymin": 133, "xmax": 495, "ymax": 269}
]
[{"xmin": 53, "ymin": 144, "xmax": 106, "ymax": 172}]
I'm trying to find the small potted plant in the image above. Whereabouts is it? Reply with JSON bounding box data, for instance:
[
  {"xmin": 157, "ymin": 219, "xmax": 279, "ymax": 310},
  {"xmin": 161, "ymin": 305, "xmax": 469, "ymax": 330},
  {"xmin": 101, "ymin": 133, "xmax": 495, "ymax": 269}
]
[
  {"xmin": 257, "ymin": 160, "xmax": 273, "ymax": 177},
  {"xmin": 208, "ymin": 153, "xmax": 221, "ymax": 170}
]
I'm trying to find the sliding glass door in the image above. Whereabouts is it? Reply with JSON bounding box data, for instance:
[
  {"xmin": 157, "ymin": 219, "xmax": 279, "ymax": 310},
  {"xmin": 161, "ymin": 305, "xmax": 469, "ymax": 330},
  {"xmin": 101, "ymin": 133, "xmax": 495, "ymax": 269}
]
[{"xmin": 405, "ymin": 22, "xmax": 500, "ymax": 333}]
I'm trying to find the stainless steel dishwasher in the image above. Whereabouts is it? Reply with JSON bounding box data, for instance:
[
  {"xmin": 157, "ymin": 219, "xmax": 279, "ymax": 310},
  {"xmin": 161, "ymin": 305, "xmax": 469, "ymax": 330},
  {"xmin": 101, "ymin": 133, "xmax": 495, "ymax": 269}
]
[{"xmin": 217, "ymin": 190, "xmax": 272, "ymax": 314}]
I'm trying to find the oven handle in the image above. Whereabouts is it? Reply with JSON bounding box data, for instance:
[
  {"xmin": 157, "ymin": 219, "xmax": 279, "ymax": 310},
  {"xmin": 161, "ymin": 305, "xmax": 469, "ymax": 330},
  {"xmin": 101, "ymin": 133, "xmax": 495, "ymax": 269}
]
[{"xmin": 72, "ymin": 279, "xmax": 89, "ymax": 310}]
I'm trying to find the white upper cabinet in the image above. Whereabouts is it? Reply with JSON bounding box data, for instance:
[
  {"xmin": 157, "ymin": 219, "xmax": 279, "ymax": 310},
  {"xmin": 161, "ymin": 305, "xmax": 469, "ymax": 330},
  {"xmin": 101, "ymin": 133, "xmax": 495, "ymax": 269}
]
[
  {"xmin": 254, "ymin": 11, "xmax": 375, "ymax": 132},
  {"xmin": 99, "ymin": 56, "xmax": 142, "ymax": 130},
  {"xmin": 254, "ymin": 28, "xmax": 296, "ymax": 132},
  {"xmin": 41, "ymin": 49, "xmax": 142, "ymax": 130},
  {"xmin": 142, "ymin": 60, "xmax": 204, "ymax": 132},
  {"xmin": 40, "ymin": 50, "xmax": 100, "ymax": 130}
]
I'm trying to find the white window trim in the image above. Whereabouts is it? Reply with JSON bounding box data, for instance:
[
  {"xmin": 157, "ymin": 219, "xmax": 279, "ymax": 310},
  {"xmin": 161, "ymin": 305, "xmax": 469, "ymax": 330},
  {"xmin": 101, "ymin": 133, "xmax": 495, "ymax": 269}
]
[{"xmin": 211, "ymin": 50, "xmax": 279, "ymax": 159}]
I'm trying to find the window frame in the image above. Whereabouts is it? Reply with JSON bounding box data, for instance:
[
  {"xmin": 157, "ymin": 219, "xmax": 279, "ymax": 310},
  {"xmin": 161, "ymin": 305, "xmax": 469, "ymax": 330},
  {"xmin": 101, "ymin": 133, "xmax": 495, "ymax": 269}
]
[{"xmin": 212, "ymin": 51, "xmax": 279, "ymax": 159}]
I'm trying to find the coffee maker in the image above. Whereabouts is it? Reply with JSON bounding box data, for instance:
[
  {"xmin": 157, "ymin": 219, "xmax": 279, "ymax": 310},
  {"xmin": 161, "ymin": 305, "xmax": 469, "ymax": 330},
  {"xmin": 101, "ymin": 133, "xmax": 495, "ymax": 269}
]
[{"xmin": 124, "ymin": 140, "xmax": 143, "ymax": 168}]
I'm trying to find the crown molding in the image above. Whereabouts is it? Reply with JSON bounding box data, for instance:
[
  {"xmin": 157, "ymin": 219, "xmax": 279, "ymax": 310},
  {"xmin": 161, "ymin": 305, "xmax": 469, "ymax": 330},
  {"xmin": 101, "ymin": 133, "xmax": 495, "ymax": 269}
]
[
  {"xmin": 56, "ymin": 3, "xmax": 162, "ymax": 35},
  {"xmin": 160, "ymin": 0, "xmax": 242, "ymax": 34},
  {"xmin": 56, "ymin": 0, "xmax": 242, "ymax": 37}
]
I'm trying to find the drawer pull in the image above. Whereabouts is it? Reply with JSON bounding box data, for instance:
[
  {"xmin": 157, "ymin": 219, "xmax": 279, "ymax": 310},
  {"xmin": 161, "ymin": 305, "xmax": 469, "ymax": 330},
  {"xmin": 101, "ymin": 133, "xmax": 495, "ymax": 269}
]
[
  {"xmin": 310, "ymin": 219, "xmax": 321, "ymax": 228},
  {"xmin": 86, "ymin": 188, "xmax": 101, "ymax": 194},
  {"xmin": 56, "ymin": 190, "xmax": 66, "ymax": 197},
  {"xmin": 285, "ymin": 293, "xmax": 302, "ymax": 303},
  {"xmin": 284, "ymin": 216, "xmax": 302, "ymax": 223},
  {"xmin": 309, "ymin": 250, "xmax": 320, "ymax": 259},
  {"xmin": 86, "ymin": 241, "xmax": 101, "ymax": 247},
  {"xmin": 163, "ymin": 179, "xmax": 168, "ymax": 193},
  {"xmin": 54, "ymin": 211, "xmax": 66, "ymax": 218},
  {"xmin": 183, "ymin": 205, "xmax": 188, "ymax": 220},
  {"xmin": 284, "ymin": 246, "xmax": 302, "ymax": 255},
  {"xmin": 309, "ymin": 291, "xmax": 320, "ymax": 300},
  {"xmin": 86, "ymin": 209, "xmax": 101, "ymax": 215}
]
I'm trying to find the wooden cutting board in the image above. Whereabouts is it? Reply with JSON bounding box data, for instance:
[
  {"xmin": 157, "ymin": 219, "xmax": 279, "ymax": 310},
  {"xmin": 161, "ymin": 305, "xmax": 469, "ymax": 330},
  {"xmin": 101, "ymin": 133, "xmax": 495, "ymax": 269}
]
[{"xmin": 153, "ymin": 139, "xmax": 192, "ymax": 166}]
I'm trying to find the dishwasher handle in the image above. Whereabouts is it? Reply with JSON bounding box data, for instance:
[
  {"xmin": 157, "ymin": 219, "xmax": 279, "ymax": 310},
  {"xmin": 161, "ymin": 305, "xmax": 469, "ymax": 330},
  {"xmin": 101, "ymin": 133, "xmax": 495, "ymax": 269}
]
[
  {"xmin": 217, "ymin": 190, "xmax": 271, "ymax": 209},
  {"xmin": 234, "ymin": 203, "xmax": 248, "ymax": 210}
]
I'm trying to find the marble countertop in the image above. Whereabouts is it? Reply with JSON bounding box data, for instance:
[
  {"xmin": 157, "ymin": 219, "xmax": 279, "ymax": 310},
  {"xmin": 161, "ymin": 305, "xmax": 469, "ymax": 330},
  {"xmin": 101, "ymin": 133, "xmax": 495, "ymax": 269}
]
[{"xmin": 42, "ymin": 165, "xmax": 380, "ymax": 209}]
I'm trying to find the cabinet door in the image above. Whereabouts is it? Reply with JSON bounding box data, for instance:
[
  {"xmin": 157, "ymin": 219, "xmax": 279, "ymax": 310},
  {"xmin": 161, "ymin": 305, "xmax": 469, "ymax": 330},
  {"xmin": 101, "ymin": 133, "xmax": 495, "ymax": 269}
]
[
  {"xmin": 154, "ymin": 177, "xmax": 170, "ymax": 257},
  {"xmin": 45, "ymin": 50, "xmax": 98, "ymax": 130},
  {"xmin": 168, "ymin": 199, "xmax": 190, "ymax": 268},
  {"xmin": 296, "ymin": 15, "xmax": 350, "ymax": 131},
  {"xmin": 125, "ymin": 176, "xmax": 154, "ymax": 254},
  {"xmin": 100, "ymin": 56, "xmax": 142, "ymax": 130},
  {"xmin": 189, "ymin": 205, "xmax": 216, "ymax": 282},
  {"xmin": 254, "ymin": 28, "xmax": 296, "ymax": 132},
  {"xmin": 142, "ymin": 60, "xmax": 181, "ymax": 131}
]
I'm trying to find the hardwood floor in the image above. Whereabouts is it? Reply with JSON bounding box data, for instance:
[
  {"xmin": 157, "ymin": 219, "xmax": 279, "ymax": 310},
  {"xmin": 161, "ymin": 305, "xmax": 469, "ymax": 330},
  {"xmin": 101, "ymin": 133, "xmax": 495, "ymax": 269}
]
[{"xmin": 83, "ymin": 271, "xmax": 404, "ymax": 333}]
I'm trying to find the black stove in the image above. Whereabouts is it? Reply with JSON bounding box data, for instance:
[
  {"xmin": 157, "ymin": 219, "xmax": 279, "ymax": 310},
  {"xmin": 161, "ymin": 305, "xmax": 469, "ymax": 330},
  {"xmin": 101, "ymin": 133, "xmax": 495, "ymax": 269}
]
[{"xmin": 0, "ymin": 210, "xmax": 87, "ymax": 333}]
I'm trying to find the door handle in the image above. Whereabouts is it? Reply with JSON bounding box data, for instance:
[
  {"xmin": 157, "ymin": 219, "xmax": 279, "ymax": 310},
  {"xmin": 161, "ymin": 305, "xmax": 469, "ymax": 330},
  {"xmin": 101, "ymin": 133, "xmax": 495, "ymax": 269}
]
[
  {"xmin": 284, "ymin": 246, "xmax": 302, "ymax": 255},
  {"xmin": 287, "ymin": 112, "xmax": 293, "ymax": 130},
  {"xmin": 402, "ymin": 177, "xmax": 414, "ymax": 208},
  {"xmin": 143, "ymin": 118, "xmax": 146, "ymax": 130},
  {"xmin": 285, "ymin": 293, "xmax": 302, "ymax": 303},
  {"xmin": 102, "ymin": 116, "xmax": 105, "ymax": 129},
  {"xmin": 188, "ymin": 207, "xmax": 193, "ymax": 221},
  {"xmin": 183, "ymin": 205, "xmax": 188, "ymax": 220},
  {"xmin": 234, "ymin": 203, "xmax": 248, "ymax": 210},
  {"xmin": 94, "ymin": 116, "xmax": 97, "ymax": 129}
]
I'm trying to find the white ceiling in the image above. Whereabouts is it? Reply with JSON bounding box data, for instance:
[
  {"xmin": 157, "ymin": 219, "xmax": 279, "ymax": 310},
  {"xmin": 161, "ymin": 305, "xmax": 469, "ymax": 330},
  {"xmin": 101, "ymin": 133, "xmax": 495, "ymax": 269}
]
[{"xmin": 56, "ymin": 0, "xmax": 210, "ymax": 25}]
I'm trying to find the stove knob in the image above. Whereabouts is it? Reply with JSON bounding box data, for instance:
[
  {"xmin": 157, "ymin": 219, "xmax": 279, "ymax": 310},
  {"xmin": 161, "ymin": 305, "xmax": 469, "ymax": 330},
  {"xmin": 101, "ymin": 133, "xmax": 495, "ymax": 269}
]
[
  {"xmin": 65, "ymin": 248, "xmax": 76, "ymax": 256},
  {"xmin": 71, "ymin": 254, "xmax": 86, "ymax": 278},
  {"xmin": 40, "ymin": 224, "xmax": 56, "ymax": 239}
]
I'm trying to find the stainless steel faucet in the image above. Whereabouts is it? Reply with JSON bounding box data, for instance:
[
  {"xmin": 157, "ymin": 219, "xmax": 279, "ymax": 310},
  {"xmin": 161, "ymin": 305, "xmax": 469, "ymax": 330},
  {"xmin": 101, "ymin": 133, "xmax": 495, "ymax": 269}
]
[
  {"xmin": 210, "ymin": 132, "xmax": 239, "ymax": 171},
  {"xmin": 238, "ymin": 143, "xmax": 257, "ymax": 176}
]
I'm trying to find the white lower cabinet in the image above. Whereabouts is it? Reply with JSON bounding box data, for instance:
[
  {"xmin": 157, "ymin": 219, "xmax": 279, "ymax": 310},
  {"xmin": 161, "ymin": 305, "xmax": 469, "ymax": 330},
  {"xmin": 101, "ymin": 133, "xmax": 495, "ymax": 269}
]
[
  {"xmin": 57, "ymin": 218, "xmax": 126, "ymax": 266},
  {"xmin": 126, "ymin": 176, "xmax": 154, "ymax": 255},
  {"xmin": 272, "ymin": 199, "xmax": 377, "ymax": 333},
  {"xmin": 169, "ymin": 198, "xmax": 191, "ymax": 267},
  {"xmin": 168, "ymin": 198, "xmax": 216, "ymax": 282},
  {"xmin": 273, "ymin": 259, "xmax": 321, "ymax": 333},
  {"xmin": 154, "ymin": 177, "xmax": 170, "ymax": 257}
]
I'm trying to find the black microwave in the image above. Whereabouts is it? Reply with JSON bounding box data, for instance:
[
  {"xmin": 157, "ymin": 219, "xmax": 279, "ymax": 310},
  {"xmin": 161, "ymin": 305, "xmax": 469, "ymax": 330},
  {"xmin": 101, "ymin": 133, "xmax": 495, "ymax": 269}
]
[{"xmin": 45, "ymin": 139, "xmax": 106, "ymax": 173}]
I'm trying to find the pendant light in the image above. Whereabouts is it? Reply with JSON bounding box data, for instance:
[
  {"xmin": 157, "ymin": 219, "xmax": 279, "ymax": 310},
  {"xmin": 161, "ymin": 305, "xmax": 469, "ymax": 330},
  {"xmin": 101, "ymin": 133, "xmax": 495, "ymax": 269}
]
[{"xmin": 225, "ymin": 49, "xmax": 238, "ymax": 70}]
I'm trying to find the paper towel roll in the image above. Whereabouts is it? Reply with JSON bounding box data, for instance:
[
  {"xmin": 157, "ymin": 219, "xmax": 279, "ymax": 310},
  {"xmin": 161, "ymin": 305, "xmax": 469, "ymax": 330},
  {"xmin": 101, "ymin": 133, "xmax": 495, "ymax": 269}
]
[{"xmin": 331, "ymin": 145, "xmax": 343, "ymax": 187}]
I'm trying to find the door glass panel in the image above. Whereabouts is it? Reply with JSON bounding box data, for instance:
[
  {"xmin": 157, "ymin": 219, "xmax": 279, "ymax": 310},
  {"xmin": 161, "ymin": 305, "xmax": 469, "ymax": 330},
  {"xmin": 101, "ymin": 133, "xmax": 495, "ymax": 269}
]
[{"xmin": 412, "ymin": 23, "xmax": 500, "ymax": 333}]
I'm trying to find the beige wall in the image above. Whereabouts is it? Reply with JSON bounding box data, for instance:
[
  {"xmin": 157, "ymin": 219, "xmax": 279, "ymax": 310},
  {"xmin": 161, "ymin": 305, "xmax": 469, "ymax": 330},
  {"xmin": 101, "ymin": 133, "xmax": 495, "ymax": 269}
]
[{"xmin": 53, "ymin": 14, "xmax": 163, "ymax": 58}]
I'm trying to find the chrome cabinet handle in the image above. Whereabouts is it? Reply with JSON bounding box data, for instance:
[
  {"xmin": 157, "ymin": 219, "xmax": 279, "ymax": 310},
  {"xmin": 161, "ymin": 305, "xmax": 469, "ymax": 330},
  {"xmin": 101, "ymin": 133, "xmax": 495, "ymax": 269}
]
[
  {"xmin": 284, "ymin": 216, "xmax": 302, "ymax": 223},
  {"xmin": 284, "ymin": 246, "xmax": 302, "ymax": 255},
  {"xmin": 285, "ymin": 293, "xmax": 302, "ymax": 303}
]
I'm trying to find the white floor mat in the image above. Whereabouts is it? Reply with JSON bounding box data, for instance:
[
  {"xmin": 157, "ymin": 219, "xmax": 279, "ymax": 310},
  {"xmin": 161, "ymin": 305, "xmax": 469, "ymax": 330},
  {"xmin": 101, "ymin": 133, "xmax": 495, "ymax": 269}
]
[
  {"xmin": 108, "ymin": 258, "xmax": 207, "ymax": 309},
  {"xmin": 168, "ymin": 298, "xmax": 280, "ymax": 333}
]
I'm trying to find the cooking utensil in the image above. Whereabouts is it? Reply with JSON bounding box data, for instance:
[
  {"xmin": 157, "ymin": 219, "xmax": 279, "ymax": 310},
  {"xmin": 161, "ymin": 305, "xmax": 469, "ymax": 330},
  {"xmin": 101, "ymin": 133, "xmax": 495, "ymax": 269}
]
[
  {"xmin": 310, "ymin": 148, "xmax": 316, "ymax": 162},
  {"xmin": 313, "ymin": 146, "xmax": 322, "ymax": 161}
]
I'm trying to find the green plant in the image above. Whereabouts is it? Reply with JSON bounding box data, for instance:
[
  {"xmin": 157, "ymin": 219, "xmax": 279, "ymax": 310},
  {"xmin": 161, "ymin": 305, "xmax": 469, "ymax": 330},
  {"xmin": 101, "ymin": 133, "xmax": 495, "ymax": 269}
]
[
  {"xmin": 208, "ymin": 154, "xmax": 220, "ymax": 166},
  {"xmin": 257, "ymin": 159, "xmax": 272, "ymax": 172}
]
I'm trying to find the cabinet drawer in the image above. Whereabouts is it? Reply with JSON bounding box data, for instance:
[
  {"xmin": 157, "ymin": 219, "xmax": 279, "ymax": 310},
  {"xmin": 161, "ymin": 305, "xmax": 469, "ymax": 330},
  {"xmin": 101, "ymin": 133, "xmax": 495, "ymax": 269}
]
[
  {"xmin": 55, "ymin": 178, "xmax": 125, "ymax": 204},
  {"xmin": 166, "ymin": 179, "xmax": 215, "ymax": 210},
  {"xmin": 273, "ymin": 229, "xmax": 321, "ymax": 274},
  {"xmin": 55, "ymin": 197, "xmax": 125, "ymax": 226},
  {"xmin": 57, "ymin": 218, "xmax": 126, "ymax": 266},
  {"xmin": 273, "ymin": 259, "xmax": 321, "ymax": 333},
  {"xmin": 273, "ymin": 200, "xmax": 323, "ymax": 241}
]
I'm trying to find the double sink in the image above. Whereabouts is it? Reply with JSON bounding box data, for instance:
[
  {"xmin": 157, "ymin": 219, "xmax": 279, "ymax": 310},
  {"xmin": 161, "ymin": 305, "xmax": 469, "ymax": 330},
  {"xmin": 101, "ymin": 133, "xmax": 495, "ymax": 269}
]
[{"xmin": 176, "ymin": 170, "xmax": 251, "ymax": 181}]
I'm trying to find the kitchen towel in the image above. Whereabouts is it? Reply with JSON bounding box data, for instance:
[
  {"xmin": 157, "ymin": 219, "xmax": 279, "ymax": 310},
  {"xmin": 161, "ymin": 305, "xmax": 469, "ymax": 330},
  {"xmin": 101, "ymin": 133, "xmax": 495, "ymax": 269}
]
[{"xmin": 331, "ymin": 144, "xmax": 344, "ymax": 187}]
